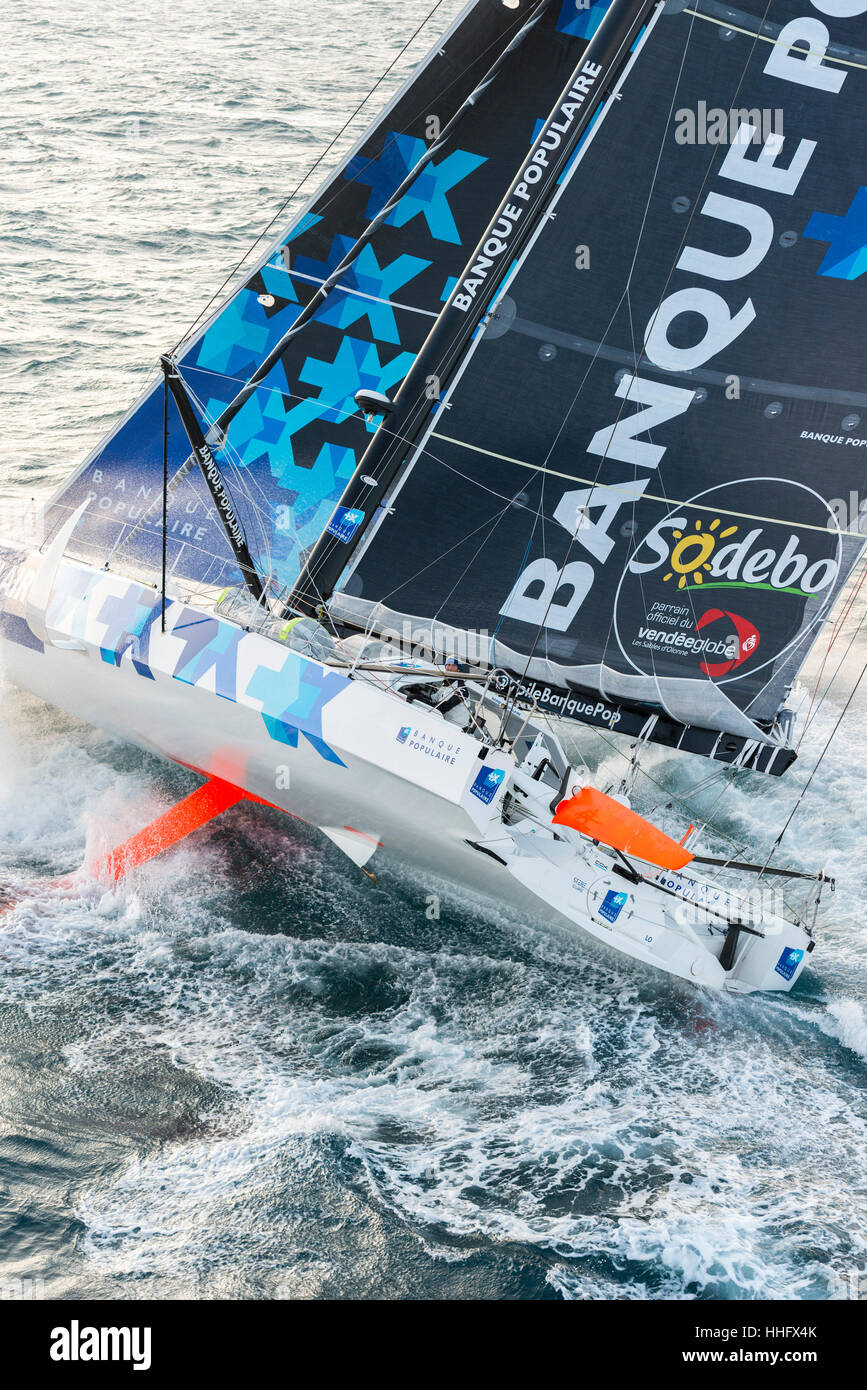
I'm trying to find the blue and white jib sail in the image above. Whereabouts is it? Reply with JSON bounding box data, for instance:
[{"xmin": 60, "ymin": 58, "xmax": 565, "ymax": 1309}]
[
  {"xmin": 335, "ymin": 0, "xmax": 867, "ymax": 773},
  {"xmin": 46, "ymin": 0, "xmax": 608, "ymax": 594}
]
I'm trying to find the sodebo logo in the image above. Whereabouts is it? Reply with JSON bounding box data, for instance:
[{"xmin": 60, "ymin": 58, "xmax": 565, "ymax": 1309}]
[{"xmin": 631, "ymin": 502, "xmax": 839, "ymax": 598}]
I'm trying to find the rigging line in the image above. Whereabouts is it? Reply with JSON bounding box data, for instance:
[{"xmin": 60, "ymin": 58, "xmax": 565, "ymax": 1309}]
[
  {"xmin": 271, "ymin": 343, "xmax": 534, "ymax": 595},
  {"xmin": 797, "ymin": 567, "xmax": 867, "ymax": 748},
  {"xmin": 173, "ymin": 0, "xmax": 545, "ymax": 359},
  {"xmin": 803, "ymin": 607, "xmax": 867, "ymax": 735},
  {"xmin": 109, "ymin": 529, "xmax": 265, "ymax": 576},
  {"xmin": 173, "ymin": 371, "xmax": 862, "ymax": 653},
  {"xmin": 170, "ymin": 0, "xmax": 451, "ymax": 354},
  {"xmin": 358, "ymin": 5, "xmax": 668, "ymax": 688},
  {"xmin": 329, "ymin": 4, "xmax": 697, "ymax": 672},
  {"xmin": 508, "ymin": 2, "xmax": 679, "ymax": 494},
  {"xmin": 73, "ymin": 391, "xmax": 754, "ymax": 606},
  {"xmin": 433, "ymin": 484, "xmax": 531, "ymax": 624},
  {"xmin": 161, "ymin": 365, "xmax": 168, "ymax": 632},
  {"xmin": 180, "ymin": 362, "xmax": 548, "ymax": 524},
  {"xmin": 616, "ymin": 288, "xmax": 694, "ymax": 727},
  {"xmin": 96, "ymin": 515, "xmax": 257, "ymax": 578},
  {"xmin": 681, "ymin": 770, "xmax": 769, "ymax": 883},
  {"xmin": 174, "ymin": 372, "xmax": 274, "ymax": 586},
  {"xmin": 182, "ymin": 376, "xmax": 278, "ymax": 543},
  {"xmin": 259, "ymin": 261, "xmax": 440, "ymax": 320},
  {"xmin": 181, "ymin": 379, "xmax": 275, "ymax": 568},
  {"xmin": 489, "ymin": 413, "xmax": 552, "ymax": 667},
  {"xmin": 737, "ymin": 531, "xmax": 867, "ymax": 731},
  {"xmin": 178, "ymin": 360, "xmax": 362, "ymax": 413},
  {"xmin": 404, "ymin": 448, "xmax": 544, "ymax": 521},
  {"xmin": 121, "ymin": 352, "xmax": 796, "ymax": 594},
  {"xmin": 540, "ymin": 0, "xmax": 772, "ymax": 587},
  {"xmin": 193, "ymin": 386, "xmax": 743, "ymax": 587},
  {"xmin": 614, "ymin": 336, "xmax": 778, "ymax": 762},
  {"xmin": 102, "ymin": 356, "xmax": 326, "ymax": 565},
  {"xmin": 503, "ymin": 315, "xmax": 867, "ymax": 410},
  {"xmin": 583, "ymin": 722, "xmax": 779, "ymax": 871},
  {"xmin": 346, "ymin": 418, "xmax": 859, "ymax": 671},
  {"xmin": 428, "ymin": 433, "xmax": 867, "ymax": 542},
  {"xmin": 624, "ymin": 0, "xmax": 774, "ymax": 390},
  {"xmin": 328, "ymin": 430, "xmax": 556, "ymax": 628},
  {"xmin": 280, "ymin": 0, "xmax": 646, "ymax": 596},
  {"xmin": 684, "ymin": 6, "xmax": 867, "ymax": 71},
  {"xmin": 510, "ymin": 0, "xmax": 699, "ymax": 683},
  {"xmin": 797, "ymin": 564, "xmax": 867, "ymax": 742},
  {"xmin": 357, "ymin": 502, "xmax": 519, "ymax": 613},
  {"xmin": 268, "ymin": 4, "xmax": 538, "ymax": 244},
  {"xmin": 504, "ymin": 0, "xmax": 763, "ymax": 691},
  {"xmin": 778, "ymin": 574, "xmax": 867, "ymax": 746},
  {"xmin": 107, "ymin": 386, "xmax": 464, "ymax": 564},
  {"xmin": 490, "ymin": 522, "xmax": 540, "ymax": 668},
  {"xmin": 601, "ymin": 30, "xmax": 711, "ymax": 716},
  {"xmin": 200, "ymin": 0, "xmax": 557, "ymax": 476},
  {"xmin": 692, "ymin": 768, "xmax": 738, "ymax": 821},
  {"xmin": 763, "ymin": 652, "xmax": 867, "ymax": 871},
  {"xmin": 140, "ymin": 0, "xmax": 555, "ymax": 580},
  {"xmin": 178, "ymin": 376, "xmax": 513, "ymax": 570}
]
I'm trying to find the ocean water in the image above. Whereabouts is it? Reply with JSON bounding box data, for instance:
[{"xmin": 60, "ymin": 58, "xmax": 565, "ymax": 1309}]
[{"xmin": 0, "ymin": 0, "xmax": 866, "ymax": 1301}]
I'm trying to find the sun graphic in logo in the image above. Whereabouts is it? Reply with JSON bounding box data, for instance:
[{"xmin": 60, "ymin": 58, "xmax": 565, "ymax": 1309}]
[{"xmin": 662, "ymin": 517, "xmax": 739, "ymax": 589}]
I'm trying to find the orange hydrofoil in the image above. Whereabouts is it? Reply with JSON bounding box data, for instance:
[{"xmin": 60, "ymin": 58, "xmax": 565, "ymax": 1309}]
[{"xmin": 553, "ymin": 786, "xmax": 694, "ymax": 871}]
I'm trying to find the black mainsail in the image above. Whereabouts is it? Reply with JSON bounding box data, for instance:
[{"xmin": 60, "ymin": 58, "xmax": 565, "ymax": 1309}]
[{"xmin": 329, "ymin": 0, "xmax": 867, "ymax": 774}]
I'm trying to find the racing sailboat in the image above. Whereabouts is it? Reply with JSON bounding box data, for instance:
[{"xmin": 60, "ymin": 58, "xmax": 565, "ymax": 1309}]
[{"xmin": 2, "ymin": 0, "xmax": 866, "ymax": 992}]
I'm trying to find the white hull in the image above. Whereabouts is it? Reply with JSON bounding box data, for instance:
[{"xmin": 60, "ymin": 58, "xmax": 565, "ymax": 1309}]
[{"xmin": 0, "ymin": 543, "xmax": 814, "ymax": 994}]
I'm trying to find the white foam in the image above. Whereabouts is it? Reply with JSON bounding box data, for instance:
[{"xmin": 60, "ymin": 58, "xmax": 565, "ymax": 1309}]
[
  {"xmin": 1, "ymin": 634, "xmax": 866, "ymax": 1298},
  {"xmin": 823, "ymin": 998, "xmax": 867, "ymax": 1061}
]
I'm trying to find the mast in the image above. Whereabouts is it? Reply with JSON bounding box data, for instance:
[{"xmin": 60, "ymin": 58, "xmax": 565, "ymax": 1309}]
[
  {"xmin": 289, "ymin": 0, "xmax": 660, "ymax": 618},
  {"xmin": 161, "ymin": 364, "xmax": 169, "ymax": 632},
  {"xmin": 193, "ymin": 0, "xmax": 558, "ymax": 436},
  {"xmin": 115, "ymin": 0, "xmax": 559, "ymax": 563},
  {"xmin": 160, "ymin": 356, "xmax": 266, "ymax": 606}
]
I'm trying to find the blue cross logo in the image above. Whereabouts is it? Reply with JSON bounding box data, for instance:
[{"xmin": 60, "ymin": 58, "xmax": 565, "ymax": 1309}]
[{"xmin": 803, "ymin": 187, "xmax": 867, "ymax": 280}]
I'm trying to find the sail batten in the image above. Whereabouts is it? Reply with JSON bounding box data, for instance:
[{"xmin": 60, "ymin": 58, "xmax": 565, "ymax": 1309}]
[
  {"xmin": 479, "ymin": 317, "xmax": 867, "ymax": 409},
  {"xmin": 426, "ymin": 432, "xmax": 867, "ymax": 542}
]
